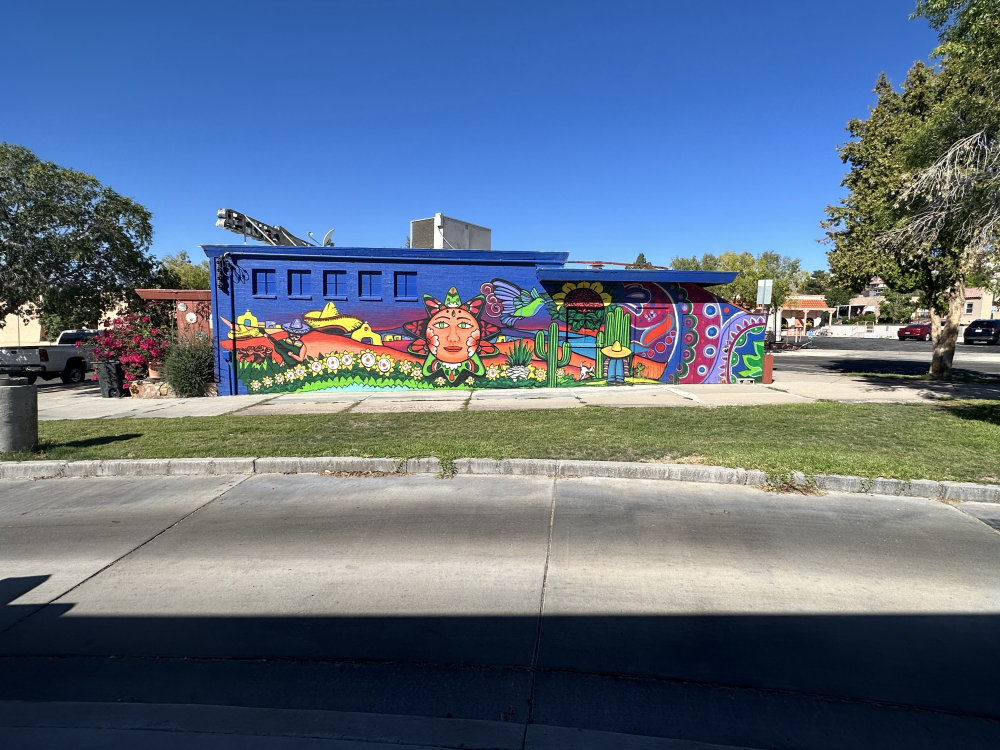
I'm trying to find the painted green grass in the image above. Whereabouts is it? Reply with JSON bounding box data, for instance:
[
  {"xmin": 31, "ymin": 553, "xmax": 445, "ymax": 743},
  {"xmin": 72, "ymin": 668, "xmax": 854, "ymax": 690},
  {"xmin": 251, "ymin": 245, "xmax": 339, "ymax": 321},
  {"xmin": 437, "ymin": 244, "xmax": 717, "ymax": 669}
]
[{"xmin": 14, "ymin": 401, "xmax": 1000, "ymax": 483}]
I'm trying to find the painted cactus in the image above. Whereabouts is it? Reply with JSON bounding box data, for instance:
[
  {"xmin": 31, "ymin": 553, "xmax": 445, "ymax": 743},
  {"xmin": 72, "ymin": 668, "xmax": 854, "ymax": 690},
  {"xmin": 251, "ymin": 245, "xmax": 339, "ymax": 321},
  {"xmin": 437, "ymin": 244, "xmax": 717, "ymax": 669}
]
[
  {"xmin": 534, "ymin": 321, "xmax": 571, "ymax": 387},
  {"xmin": 595, "ymin": 305, "xmax": 633, "ymax": 378},
  {"xmin": 604, "ymin": 305, "xmax": 633, "ymax": 352}
]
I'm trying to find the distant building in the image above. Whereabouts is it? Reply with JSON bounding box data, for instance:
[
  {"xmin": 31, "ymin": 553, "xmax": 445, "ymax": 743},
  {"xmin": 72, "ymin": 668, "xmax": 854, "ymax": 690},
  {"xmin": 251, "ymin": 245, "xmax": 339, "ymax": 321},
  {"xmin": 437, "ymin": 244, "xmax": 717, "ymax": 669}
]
[
  {"xmin": 410, "ymin": 213, "xmax": 491, "ymax": 250},
  {"xmin": 780, "ymin": 295, "xmax": 833, "ymax": 334},
  {"xmin": 961, "ymin": 287, "xmax": 997, "ymax": 323}
]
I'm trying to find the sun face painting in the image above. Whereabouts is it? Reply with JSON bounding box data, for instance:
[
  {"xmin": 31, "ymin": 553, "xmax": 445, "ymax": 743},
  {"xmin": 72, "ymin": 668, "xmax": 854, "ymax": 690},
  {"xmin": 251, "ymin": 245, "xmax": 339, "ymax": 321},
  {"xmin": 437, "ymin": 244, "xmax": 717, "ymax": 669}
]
[{"xmin": 403, "ymin": 287, "xmax": 500, "ymax": 382}]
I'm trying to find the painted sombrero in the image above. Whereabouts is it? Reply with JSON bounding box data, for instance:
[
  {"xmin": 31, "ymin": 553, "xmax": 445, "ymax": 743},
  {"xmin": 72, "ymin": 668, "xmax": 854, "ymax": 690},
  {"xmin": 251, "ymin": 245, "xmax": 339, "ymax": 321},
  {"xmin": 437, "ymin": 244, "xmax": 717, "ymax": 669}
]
[
  {"xmin": 601, "ymin": 341, "xmax": 632, "ymax": 358},
  {"xmin": 303, "ymin": 301, "xmax": 363, "ymax": 332}
]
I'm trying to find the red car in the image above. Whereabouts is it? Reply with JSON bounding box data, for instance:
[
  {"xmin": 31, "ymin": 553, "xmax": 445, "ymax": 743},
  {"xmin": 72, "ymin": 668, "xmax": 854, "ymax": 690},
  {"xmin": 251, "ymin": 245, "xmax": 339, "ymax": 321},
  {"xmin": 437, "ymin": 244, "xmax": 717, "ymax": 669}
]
[{"xmin": 897, "ymin": 323, "xmax": 932, "ymax": 341}]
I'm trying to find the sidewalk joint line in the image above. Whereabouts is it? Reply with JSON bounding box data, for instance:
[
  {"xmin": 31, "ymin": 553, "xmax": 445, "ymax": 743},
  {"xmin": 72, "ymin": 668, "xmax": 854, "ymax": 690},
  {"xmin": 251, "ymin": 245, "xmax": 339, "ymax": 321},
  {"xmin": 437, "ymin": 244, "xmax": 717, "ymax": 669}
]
[
  {"xmin": 0, "ymin": 475, "xmax": 252, "ymax": 638},
  {"xmin": 522, "ymin": 475, "xmax": 558, "ymax": 747}
]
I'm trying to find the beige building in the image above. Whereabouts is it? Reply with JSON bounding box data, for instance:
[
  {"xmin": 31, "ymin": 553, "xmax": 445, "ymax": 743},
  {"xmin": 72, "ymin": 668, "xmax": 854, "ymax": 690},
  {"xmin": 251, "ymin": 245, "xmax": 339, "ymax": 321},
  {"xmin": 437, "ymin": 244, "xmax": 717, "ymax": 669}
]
[
  {"xmin": 961, "ymin": 287, "xmax": 997, "ymax": 324},
  {"xmin": 0, "ymin": 314, "xmax": 45, "ymax": 346}
]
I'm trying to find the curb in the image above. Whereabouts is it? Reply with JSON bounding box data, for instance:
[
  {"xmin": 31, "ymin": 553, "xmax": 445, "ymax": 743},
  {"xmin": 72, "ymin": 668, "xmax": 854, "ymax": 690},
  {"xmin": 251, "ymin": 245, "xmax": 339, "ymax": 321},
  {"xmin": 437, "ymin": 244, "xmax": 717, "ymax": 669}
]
[{"xmin": 1, "ymin": 457, "xmax": 998, "ymax": 504}]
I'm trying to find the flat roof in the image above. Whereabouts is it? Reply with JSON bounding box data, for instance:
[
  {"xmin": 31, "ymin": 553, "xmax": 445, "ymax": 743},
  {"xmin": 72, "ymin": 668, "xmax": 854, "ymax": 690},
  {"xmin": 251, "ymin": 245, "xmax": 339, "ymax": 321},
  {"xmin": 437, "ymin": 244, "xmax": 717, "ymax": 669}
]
[{"xmin": 201, "ymin": 245, "xmax": 568, "ymax": 266}]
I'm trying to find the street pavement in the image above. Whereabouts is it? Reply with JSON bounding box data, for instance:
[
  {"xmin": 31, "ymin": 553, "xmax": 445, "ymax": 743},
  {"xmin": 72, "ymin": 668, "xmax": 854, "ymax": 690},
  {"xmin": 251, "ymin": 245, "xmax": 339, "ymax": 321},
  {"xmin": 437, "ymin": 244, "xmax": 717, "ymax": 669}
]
[{"xmin": 1, "ymin": 473, "xmax": 999, "ymax": 748}]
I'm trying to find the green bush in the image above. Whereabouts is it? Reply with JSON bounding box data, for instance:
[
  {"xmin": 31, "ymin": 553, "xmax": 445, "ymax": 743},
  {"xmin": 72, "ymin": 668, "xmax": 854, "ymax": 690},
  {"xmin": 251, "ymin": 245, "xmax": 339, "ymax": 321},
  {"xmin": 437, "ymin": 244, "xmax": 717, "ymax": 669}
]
[{"xmin": 163, "ymin": 336, "xmax": 215, "ymax": 397}]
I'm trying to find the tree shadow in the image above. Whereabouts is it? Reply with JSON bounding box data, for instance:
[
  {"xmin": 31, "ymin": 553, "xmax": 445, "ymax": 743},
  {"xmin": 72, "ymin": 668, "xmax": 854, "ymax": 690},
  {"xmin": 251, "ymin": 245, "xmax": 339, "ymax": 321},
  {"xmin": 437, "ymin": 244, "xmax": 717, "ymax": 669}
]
[
  {"xmin": 40, "ymin": 433, "xmax": 143, "ymax": 450},
  {"xmin": 2, "ymin": 576, "xmax": 998, "ymax": 748}
]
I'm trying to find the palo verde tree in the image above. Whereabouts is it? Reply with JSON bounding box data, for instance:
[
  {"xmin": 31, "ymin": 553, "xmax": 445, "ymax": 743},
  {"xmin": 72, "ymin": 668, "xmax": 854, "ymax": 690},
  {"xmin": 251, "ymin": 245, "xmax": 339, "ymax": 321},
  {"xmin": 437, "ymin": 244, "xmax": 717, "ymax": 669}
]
[{"xmin": 0, "ymin": 143, "xmax": 156, "ymax": 329}]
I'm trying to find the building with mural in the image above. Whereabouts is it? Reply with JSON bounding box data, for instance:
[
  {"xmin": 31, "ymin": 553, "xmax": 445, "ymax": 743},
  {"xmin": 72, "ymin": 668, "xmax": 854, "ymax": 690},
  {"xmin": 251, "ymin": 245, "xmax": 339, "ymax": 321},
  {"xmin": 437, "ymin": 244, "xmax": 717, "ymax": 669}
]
[{"xmin": 203, "ymin": 245, "xmax": 767, "ymax": 396}]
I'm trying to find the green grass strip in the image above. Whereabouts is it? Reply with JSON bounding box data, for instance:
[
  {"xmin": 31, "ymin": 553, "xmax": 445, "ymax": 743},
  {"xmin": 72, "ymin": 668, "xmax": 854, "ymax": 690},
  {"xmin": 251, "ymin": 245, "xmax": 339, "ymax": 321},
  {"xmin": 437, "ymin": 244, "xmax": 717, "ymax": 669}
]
[{"xmin": 10, "ymin": 401, "xmax": 1000, "ymax": 484}]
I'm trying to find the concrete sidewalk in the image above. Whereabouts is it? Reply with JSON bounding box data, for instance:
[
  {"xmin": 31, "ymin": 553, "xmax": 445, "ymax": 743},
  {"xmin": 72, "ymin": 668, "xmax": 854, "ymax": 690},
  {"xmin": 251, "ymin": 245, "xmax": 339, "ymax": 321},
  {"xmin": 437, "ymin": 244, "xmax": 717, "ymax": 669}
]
[
  {"xmin": 3, "ymin": 474, "xmax": 999, "ymax": 748},
  {"xmin": 33, "ymin": 370, "xmax": 1000, "ymax": 421}
]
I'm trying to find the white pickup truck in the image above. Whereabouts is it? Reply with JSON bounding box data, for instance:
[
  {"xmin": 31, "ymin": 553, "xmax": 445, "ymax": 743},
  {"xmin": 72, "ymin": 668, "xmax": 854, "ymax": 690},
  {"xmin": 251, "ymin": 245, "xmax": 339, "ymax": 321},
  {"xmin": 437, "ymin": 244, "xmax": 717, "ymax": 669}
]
[{"xmin": 0, "ymin": 329, "xmax": 100, "ymax": 385}]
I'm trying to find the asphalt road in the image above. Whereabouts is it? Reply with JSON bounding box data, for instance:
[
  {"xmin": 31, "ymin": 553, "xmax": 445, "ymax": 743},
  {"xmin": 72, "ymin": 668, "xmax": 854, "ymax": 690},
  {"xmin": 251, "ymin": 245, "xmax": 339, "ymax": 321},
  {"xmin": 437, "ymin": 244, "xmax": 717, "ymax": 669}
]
[
  {"xmin": 2, "ymin": 474, "xmax": 999, "ymax": 748},
  {"xmin": 774, "ymin": 336, "xmax": 1000, "ymax": 378}
]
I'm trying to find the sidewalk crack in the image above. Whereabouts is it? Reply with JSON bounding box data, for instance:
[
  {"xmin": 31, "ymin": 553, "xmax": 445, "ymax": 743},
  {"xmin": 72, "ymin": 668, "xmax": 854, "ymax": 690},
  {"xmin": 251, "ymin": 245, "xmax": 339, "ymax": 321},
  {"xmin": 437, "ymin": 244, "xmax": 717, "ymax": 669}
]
[{"xmin": 521, "ymin": 476, "xmax": 557, "ymax": 747}]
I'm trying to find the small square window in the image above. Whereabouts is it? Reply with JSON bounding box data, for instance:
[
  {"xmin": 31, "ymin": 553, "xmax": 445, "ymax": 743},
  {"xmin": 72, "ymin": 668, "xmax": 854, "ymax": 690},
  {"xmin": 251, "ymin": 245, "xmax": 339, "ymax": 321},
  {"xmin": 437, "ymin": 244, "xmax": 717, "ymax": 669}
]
[
  {"xmin": 965, "ymin": 302, "xmax": 975, "ymax": 314},
  {"xmin": 252, "ymin": 269, "xmax": 276, "ymax": 297},
  {"xmin": 358, "ymin": 271, "xmax": 382, "ymax": 300},
  {"xmin": 324, "ymin": 270, "xmax": 348, "ymax": 299},
  {"xmin": 394, "ymin": 271, "xmax": 417, "ymax": 300},
  {"xmin": 288, "ymin": 270, "xmax": 311, "ymax": 298}
]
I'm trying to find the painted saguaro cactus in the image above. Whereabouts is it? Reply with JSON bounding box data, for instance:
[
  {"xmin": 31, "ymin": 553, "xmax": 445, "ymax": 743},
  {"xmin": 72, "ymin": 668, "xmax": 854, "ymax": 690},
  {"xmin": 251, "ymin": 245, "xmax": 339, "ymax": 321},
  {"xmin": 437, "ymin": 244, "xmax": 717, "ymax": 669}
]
[{"xmin": 534, "ymin": 321, "xmax": 572, "ymax": 387}]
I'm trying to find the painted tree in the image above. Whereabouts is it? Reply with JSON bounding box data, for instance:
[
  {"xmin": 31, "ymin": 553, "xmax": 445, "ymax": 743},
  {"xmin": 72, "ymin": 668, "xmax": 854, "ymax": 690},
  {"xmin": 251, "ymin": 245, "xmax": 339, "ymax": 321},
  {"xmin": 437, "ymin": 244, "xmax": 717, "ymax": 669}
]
[{"xmin": 0, "ymin": 143, "xmax": 155, "ymax": 328}]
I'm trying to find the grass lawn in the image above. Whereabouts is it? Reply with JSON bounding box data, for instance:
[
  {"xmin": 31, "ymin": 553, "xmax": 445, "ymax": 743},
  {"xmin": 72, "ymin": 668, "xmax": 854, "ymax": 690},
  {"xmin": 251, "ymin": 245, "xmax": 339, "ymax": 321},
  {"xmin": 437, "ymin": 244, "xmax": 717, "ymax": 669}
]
[{"xmin": 13, "ymin": 400, "xmax": 1000, "ymax": 483}]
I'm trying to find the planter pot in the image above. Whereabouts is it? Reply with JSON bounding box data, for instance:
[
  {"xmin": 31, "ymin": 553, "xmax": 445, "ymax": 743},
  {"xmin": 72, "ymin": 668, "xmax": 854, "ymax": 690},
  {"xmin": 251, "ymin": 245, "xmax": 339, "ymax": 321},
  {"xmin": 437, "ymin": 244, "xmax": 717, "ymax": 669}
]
[{"xmin": 146, "ymin": 361, "xmax": 164, "ymax": 379}]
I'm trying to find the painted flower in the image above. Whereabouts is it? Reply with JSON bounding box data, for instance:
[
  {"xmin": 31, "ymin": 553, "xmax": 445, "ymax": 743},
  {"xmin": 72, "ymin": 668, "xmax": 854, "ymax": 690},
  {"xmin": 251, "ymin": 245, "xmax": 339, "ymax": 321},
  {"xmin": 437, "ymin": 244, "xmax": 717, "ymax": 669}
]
[
  {"xmin": 557, "ymin": 368, "xmax": 566, "ymax": 378},
  {"xmin": 294, "ymin": 365, "xmax": 307, "ymax": 378},
  {"xmin": 275, "ymin": 374, "xmax": 285, "ymax": 384},
  {"xmin": 535, "ymin": 368, "xmax": 547, "ymax": 381},
  {"xmin": 250, "ymin": 380, "xmax": 261, "ymax": 391},
  {"xmin": 398, "ymin": 360, "xmax": 412, "ymax": 374},
  {"xmin": 310, "ymin": 361, "xmax": 324, "ymax": 374},
  {"xmin": 360, "ymin": 350, "xmax": 377, "ymax": 369},
  {"xmin": 325, "ymin": 355, "xmax": 340, "ymax": 372},
  {"xmin": 435, "ymin": 376, "xmax": 446, "ymax": 386},
  {"xmin": 376, "ymin": 356, "xmax": 393, "ymax": 374},
  {"xmin": 465, "ymin": 376, "xmax": 475, "ymax": 386},
  {"xmin": 411, "ymin": 369, "xmax": 424, "ymax": 380},
  {"xmin": 486, "ymin": 365, "xmax": 500, "ymax": 380},
  {"xmin": 263, "ymin": 377, "xmax": 273, "ymax": 387},
  {"xmin": 551, "ymin": 281, "xmax": 612, "ymax": 310},
  {"xmin": 341, "ymin": 353, "xmax": 354, "ymax": 367}
]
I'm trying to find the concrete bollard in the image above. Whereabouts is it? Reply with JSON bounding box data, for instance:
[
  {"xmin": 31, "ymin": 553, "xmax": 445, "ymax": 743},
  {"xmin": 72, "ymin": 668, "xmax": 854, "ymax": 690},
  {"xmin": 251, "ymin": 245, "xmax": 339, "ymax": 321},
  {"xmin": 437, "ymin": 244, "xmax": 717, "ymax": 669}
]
[{"xmin": 0, "ymin": 375, "xmax": 38, "ymax": 453}]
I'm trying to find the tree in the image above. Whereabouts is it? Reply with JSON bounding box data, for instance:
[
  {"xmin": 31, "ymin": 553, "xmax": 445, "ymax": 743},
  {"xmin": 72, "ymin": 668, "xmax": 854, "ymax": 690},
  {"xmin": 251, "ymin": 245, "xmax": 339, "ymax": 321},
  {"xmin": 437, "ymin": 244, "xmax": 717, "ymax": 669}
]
[
  {"xmin": 156, "ymin": 251, "xmax": 211, "ymax": 289},
  {"xmin": 800, "ymin": 270, "xmax": 853, "ymax": 309},
  {"xmin": 0, "ymin": 143, "xmax": 155, "ymax": 328},
  {"xmin": 669, "ymin": 251, "xmax": 805, "ymax": 311},
  {"xmin": 877, "ymin": 287, "xmax": 921, "ymax": 323},
  {"xmin": 626, "ymin": 252, "xmax": 654, "ymax": 269},
  {"xmin": 826, "ymin": 2, "xmax": 1000, "ymax": 378}
]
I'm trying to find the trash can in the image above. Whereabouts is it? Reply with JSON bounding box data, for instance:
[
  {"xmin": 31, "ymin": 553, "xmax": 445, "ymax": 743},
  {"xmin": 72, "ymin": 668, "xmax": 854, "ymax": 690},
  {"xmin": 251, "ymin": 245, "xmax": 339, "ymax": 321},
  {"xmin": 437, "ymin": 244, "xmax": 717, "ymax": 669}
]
[
  {"xmin": 0, "ymin": 375, "xmax": 37, "ymax": 452},
  {"xmin": 96, "ymin": 361, "xmax": 127, "ymax": 398}
]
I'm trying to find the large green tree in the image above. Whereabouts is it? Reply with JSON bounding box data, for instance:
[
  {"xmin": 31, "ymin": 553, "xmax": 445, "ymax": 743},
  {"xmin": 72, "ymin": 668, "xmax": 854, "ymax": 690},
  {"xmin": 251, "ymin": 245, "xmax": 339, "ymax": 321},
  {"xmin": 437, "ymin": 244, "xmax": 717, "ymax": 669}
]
[
  {"xmin": 0, "ymin": 143, "xmax": 155, "ymax": 328},
  {"xmin": 670, "ymin": 251, "xmax": 805, "ymax": 311},
  {"xmin": 156, "ymin": 251, "xmax": 211, "ymax": 289},
  {"xmin": 825, "ymin": 2, "xmax": 1000, "ymax": 378}
]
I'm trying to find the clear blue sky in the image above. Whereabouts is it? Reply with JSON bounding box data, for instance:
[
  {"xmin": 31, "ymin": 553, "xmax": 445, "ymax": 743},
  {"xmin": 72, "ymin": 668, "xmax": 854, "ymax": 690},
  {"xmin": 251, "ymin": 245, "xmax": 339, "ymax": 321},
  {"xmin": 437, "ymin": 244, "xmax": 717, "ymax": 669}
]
[{"xmin": 2, "ymin": 0, "xmax": 941, "ymax": 272}]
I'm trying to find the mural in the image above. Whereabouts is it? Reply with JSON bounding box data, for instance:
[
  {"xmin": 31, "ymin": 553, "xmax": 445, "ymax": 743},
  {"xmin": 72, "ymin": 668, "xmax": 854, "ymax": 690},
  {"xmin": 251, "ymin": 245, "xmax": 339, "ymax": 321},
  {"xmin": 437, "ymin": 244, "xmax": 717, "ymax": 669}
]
[{"xmin": 219, "ymin": 277, "xmax": 766, "ymax": 394}]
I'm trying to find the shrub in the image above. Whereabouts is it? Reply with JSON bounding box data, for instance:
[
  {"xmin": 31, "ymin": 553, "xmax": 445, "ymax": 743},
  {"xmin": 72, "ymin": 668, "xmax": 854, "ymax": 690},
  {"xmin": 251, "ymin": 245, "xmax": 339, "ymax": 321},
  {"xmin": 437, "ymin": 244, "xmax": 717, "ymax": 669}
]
[
  {"xmin": 163, "ymin": 336, "xmax": 215, "ymax": 397},
  {"xmin": 89, "ymin": 307, "xmax": 173, "ymax": 382}
]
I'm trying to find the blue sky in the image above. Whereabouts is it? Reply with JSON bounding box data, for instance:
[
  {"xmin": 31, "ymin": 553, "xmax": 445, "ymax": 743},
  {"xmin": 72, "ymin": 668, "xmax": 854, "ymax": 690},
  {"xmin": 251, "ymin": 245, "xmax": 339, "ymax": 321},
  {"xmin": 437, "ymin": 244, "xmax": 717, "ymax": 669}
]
[{"xmin": 3, "ymin": 1, "xmax": 940, "ymax": 272}]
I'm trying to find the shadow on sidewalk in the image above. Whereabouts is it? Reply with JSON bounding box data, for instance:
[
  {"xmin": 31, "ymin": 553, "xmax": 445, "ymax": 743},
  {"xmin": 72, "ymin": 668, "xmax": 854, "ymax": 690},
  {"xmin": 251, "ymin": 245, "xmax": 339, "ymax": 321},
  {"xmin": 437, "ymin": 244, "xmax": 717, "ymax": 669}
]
[{"xmin": 2, "ymin": 576, "xmax": 999, "ymax": 748}]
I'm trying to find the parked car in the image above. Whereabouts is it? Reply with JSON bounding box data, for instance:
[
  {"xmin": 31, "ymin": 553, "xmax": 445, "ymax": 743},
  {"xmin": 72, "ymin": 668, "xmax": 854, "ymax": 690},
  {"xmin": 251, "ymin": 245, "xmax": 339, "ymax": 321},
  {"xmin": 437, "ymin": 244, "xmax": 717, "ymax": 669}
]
[
  {"xmin": 963, "ymin": 319, "xmax": 1000, "ymax": 345},
  {"xmin": 0, "ymin": 329, "xmax": 99, "ymax": 384},
  {"xmin": 897, "ymin": 322, "xmax": 932, "ymax": 341}
]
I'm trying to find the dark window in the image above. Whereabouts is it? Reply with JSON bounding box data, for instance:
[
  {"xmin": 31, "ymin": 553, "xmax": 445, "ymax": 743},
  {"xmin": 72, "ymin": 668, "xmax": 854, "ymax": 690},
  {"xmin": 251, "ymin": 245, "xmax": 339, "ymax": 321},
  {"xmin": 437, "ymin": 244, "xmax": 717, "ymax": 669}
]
[
  {"xmin": 394, "ymin": 271, "xmax": 417, "ymax": 300},
  {"xmin": 323, "ymin": 270, "xmax": 348, "ymax": 299},
  {"xmin": 252, "ymin": 269, "xmax": 276, "ymax": 297},
  {"xmin": 358, "ymin": 271, "xmax": 382, "ymax": 300},
  {"xmin": 288, "ymin": 270, "xmax": 311, "ymax": 297}
]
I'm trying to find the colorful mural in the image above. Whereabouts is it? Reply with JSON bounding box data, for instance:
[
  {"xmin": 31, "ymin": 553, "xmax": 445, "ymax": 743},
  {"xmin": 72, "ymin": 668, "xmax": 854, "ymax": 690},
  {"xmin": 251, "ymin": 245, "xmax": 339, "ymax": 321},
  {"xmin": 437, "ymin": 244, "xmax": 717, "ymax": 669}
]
[{"xmin": 216, "ymin": 271, "xmax": 766, "ymax": 395}]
